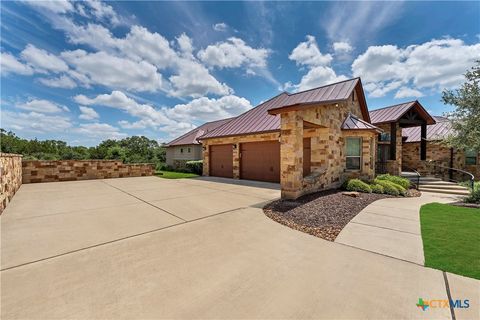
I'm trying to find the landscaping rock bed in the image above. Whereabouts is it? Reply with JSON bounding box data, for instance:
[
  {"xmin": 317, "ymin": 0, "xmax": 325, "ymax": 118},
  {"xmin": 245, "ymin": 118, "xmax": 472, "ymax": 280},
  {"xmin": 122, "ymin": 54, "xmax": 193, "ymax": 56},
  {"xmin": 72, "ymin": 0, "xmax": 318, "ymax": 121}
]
[{"xmin": 263, "ymin": 190, "xmax": 390, "ymax": 241}]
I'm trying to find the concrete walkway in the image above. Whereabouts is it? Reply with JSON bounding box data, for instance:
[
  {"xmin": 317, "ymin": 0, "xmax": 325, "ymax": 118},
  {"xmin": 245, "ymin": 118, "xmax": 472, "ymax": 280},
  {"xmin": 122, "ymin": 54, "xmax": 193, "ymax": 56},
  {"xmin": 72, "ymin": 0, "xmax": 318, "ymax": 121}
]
[
  {"xmin": 1, "ymin": 177, "xmax": 478, "ymax": 319},
  {"xmin": 335, "ymin": 192, "xmax": 462, "ymax": 265}
]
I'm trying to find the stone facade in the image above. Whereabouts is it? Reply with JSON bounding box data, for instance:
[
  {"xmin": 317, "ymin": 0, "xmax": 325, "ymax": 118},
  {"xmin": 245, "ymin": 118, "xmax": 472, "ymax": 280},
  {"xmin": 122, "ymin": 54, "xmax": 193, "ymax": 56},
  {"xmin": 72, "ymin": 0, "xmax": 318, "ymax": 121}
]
[
  {"xmin": 376, "ymin": 123, "xmax": 403, "ymax": 175},
  {"xmin": 202, "ymin": 131, "xmax": 280, "ymax": 178},
  {"xmin": 202, "ymin": 92, "xmax": 378, "ymax": 199},
  {"xmin": 0, "ymin": 153, "xmax": 23, "ymax": 214},
  {"xmin": 22, "ymin": 160, "xmax": 154, "ymax": 184},
  {"xmin": 402, "ymin": 142, "xmax": 480, "ymax": 180}
]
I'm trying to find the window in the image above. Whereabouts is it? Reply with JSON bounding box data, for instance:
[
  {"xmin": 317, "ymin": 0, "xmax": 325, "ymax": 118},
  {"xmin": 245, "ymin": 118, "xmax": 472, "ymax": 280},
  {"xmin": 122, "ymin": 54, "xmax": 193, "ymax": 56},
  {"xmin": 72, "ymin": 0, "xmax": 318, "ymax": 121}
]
[
  {"xmin": 188, "ymin": 147, "xmax": 191, "ymax": 153},
  {"xmin": 465, "ymin": 150, "xmax": 477, "ymax": 165},
  {"xmin": 379, "ymin": 133, "xmax": 391, "ymax": 141},
  {"xmin": 346, "ymin": 137, "xmax": 362, "ymax": 170},
  {"xmin": 180, "ymin": 148, "xmax": 183, "ymax": 153}
]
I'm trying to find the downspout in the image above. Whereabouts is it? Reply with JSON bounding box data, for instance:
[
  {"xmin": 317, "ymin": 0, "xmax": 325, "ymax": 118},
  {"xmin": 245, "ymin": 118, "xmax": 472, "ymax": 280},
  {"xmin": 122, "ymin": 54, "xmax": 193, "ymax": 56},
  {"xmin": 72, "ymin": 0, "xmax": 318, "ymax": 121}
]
[{"xmin": 449, "ymin": 148, "xmax": 454, "ymax": 181}]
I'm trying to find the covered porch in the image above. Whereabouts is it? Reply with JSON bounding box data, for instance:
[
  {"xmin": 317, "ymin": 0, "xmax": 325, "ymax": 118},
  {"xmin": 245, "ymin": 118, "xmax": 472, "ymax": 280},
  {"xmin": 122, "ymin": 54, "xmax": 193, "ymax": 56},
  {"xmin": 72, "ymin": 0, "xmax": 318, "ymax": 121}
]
[{"xmin": 369, "ymin": 101, "xmax": 436, "ymax": 176}]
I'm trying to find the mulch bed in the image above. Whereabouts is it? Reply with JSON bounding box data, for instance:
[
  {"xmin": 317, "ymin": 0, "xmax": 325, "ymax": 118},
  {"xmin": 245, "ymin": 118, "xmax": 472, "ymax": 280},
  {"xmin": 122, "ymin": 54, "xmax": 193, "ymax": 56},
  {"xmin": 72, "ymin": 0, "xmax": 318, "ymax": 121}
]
[
  {"xmin": 263, "ymin": 190, "xmax": 391, "ymax": 241},
  {"xmin": 450, "ymin": 202, "xmax": 480, "ymax": 209}
]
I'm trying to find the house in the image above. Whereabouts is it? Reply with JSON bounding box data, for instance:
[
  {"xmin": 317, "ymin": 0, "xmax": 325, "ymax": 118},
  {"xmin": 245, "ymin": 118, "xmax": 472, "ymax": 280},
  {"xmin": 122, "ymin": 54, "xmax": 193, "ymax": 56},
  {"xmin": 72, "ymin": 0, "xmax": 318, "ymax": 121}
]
[
  {"xmin": 165, "ymin": 117, "xmax": 234, "ymax": 170},
  {"xmin": 199, "ymin": 78, "xmax": 382, "ymax": 199},
  {"xmin": 166, "ymin": 77, "xmax": 477, "ymax": 199}
]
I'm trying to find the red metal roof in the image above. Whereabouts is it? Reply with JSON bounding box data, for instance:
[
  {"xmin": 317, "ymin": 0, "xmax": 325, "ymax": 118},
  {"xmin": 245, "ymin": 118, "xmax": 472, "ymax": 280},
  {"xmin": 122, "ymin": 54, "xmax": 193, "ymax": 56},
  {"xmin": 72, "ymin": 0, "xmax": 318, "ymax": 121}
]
[
  {"xmin": 199, "ymin": 93, "xmax": 288, "ymax": 139},
  {"xmin": 369, "ymin": 100, "xmax": 435, "ymax": 125},
  {"xmin": 167, "ymin": 117, "xmax": 234, "ymax": 146},
  {"xmin": 402, "ymin": 116, "xmax": 452, "ymax": 143},
  {"xmin": 201, "ymin": 78, "xmax": 367, "ymax": 139},
  {"xmin": 341, "ymin": 113, "xmax": 382, "ymax": 132}
]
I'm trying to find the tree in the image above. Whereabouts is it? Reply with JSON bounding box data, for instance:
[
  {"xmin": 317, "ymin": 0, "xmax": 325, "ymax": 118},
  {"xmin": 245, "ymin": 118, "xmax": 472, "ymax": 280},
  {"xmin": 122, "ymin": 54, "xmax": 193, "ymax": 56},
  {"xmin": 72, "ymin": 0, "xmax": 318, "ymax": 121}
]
[{"xmin": 442, "ymin": 60, "xmax": 480, "ymax": 151}]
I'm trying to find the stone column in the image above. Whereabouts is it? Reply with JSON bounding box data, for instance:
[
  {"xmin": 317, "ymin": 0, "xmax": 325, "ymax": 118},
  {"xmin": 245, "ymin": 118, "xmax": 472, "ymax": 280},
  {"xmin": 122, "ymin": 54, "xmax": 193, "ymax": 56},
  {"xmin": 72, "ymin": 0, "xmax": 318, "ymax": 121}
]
[
  {"xmin": 233, "ymin": 143, "xmax": 240, "ymax": 179},
  {"xmin": 280, "ymin": 112, "xmax": 304, "ymax": 199},
  {"xmin": 202, "ymin": 142, "xmax": 209, "ymax": 176}
]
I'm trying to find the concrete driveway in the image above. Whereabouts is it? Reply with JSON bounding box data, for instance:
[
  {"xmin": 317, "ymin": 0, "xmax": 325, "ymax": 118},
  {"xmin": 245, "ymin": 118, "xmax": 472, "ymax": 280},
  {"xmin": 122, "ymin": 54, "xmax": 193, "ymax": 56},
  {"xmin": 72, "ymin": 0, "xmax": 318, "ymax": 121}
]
[{"xmin": 1, "ymin": 177, "xmax": 478, "ymax": 319}]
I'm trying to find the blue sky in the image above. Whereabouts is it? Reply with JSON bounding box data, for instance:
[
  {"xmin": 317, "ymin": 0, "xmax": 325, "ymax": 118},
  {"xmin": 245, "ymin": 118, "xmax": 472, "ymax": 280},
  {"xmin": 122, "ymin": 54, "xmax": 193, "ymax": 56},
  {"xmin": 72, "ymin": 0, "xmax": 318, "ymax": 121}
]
[{"xmin": 1, "ymin": 1, "xmax": 479, "ymax": 146}]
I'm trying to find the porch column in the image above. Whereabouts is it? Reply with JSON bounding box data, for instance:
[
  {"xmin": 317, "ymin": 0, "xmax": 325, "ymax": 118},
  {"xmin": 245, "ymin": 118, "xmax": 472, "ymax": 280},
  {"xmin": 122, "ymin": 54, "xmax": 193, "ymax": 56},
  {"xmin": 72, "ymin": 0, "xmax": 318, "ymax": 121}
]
[
  {"xmin": 280, "ymin": 111, "xmax": 304, "ymax": 199},
  {"xmin": 420, "ymin": 122, "xmax": 427, "ymax": 160},
  {"xmin": 390, "ymin": 122, "xmax": 396, "ymax": 160}
]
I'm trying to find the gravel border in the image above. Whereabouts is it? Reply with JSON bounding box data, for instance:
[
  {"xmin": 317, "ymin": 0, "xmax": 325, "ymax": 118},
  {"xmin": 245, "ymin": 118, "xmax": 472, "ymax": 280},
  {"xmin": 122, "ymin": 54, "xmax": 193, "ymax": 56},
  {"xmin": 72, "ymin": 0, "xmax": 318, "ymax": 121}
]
[{"xmin": 263, "ymin": 190, "xmax": 391, "ymax": 241}]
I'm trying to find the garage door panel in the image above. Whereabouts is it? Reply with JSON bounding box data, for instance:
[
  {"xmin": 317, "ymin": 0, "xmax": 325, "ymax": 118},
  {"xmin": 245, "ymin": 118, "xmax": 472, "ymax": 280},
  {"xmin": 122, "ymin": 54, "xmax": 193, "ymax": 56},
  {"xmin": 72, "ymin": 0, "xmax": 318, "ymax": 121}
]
[
  {"xmin": 240, "ymin": 141, "xmax": 280, "ymax": 183},
  {"xmin": 210, "ymin": 145, "xmax": 233, "ymax": 178}
]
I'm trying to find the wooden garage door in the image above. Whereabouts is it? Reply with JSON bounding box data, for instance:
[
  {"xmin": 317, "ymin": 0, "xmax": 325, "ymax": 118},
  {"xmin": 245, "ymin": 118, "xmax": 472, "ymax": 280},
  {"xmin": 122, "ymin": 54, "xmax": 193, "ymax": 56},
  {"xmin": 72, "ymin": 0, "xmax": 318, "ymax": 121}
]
[
  {"xmin": 209, "ymin": 144, "xmax": 233, "ymax": 178},
  {"xmin": 240, "ymin": 141, "xmax": 280, "ymax": 183}
]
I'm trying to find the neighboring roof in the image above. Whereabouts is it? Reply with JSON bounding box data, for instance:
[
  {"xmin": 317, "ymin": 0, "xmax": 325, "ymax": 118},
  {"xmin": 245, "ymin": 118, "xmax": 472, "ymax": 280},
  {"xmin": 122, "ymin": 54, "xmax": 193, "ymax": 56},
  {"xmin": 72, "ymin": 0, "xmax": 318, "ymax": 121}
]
[
  {"xmin": 341, "ymin": 113, "xmax": 383, "ymax": 133},
  {"xmin": 369, "ymin": 100, "xmax": 436, "ymax": 125},
  {"xmin": 402, "ymin": 116, "xmax": 452, "ymax": 143},
  {"xmin": 166, "ymin": 117, "xmax": 234, "ymax": 146},
  {"xmin": 268, "ymin": 78, "xmax": 371, "ymax": 122},
  {"xmin": 201, "ymin": 78, "xmax": 370, "ymax": 140}
]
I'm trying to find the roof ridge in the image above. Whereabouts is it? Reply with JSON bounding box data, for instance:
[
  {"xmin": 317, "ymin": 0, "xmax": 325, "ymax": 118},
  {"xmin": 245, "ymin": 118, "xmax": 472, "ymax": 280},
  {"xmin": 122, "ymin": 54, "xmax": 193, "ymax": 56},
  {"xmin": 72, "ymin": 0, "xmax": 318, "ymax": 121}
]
[
  {"xmin": 370, "ymin": 100, "xmax": 417, "ymax": 113},
  {"xmin": 286, "ymin": 77, "xmax": 359, "ymax": 97}
]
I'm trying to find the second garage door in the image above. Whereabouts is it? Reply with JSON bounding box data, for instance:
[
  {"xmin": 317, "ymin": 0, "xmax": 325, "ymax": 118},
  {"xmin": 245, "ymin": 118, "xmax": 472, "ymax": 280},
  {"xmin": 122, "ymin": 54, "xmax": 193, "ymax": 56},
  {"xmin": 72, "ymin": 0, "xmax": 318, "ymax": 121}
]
[
  {"xmin": 210, "ymin": 144, "xmax": 233, "ymax": 178},
  {"xmin": 240, "ymin": 141, "xmax": 280, "ymax": 183}
]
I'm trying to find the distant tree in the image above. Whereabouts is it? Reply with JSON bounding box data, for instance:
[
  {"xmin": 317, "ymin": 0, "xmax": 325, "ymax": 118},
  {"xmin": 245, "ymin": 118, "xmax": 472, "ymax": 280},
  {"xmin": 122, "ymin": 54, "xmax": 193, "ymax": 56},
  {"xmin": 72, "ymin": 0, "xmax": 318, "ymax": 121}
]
[
  {"xmin": 106, "ymin": 146, "xmax": 126, "ymax": 161},
  {"xmin": 442, "ymin": 60, "xmax": 480, "ymax": 151}
]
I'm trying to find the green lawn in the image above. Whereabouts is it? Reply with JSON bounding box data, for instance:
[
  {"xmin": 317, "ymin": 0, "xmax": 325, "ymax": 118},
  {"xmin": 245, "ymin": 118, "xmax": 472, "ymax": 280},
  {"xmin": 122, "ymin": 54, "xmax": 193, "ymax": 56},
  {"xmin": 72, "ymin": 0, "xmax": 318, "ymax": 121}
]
[
  {"xmin": 155, "ymin": 171, "xmax": 199, "ymax": 179},
  {"xmin": 420, "ymin": 203, "xmax": 480, "ymax": 279}
]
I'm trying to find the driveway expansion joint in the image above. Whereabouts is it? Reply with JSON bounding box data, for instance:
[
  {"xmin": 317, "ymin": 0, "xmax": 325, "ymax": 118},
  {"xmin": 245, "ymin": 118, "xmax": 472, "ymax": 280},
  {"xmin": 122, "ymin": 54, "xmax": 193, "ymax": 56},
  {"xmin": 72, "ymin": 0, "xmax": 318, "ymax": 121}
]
[
  {"xmin": 101, "ymin": 180, "xmax": 187, "ymax": 222},
  {"xmin": 350, "ymin": 221, "xmax": 421, "ymax": 236},
  {"xmin": 443, "ymin": 272, "xmax": 456, "ymax": 320}
]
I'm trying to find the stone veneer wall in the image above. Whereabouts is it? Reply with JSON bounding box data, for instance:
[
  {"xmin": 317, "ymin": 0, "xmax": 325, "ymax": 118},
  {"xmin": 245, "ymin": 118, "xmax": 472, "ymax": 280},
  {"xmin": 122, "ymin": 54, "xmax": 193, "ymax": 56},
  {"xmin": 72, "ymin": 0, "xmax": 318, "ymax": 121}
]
[
  {"xmin": 202, "ymin": 90, "xmax": 378, "ymax": 199},
  {"xmin": 402, "ymin": 142, "xmax": 479, "ymax": 180},
  {"xmin": 0, "ymin": 153, "xmax": 23, "ymax": 214},
  {"xmin": 376, "ymin": 123, "xmax": 403, "ymax": 175},
  {"xmin": 22, "ymin": 160, "xmax": 154, "ymax": 183}
]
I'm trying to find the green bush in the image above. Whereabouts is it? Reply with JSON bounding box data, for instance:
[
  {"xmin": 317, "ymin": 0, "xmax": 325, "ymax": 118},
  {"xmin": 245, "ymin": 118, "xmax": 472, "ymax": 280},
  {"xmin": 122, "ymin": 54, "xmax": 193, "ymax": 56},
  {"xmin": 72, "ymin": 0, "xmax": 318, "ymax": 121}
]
[
  {"xmin": 186, "ymin": 160, "xmax": 203, "ymax": 175},
  {"xmin": 376, "ymin": 174, "xmax": 411, "ymax": 189},
  {"xmin": 465, "ymin": 182, "xmax": 480, "ymax": 204},
  {"xmin": 370, "ymin": 184, "xmax": 384, "ymax": 194},
  {"xmin": 374, "ymin": 179, "xmax": 401, "ymax": 196},
  {"xmin": 345, "ymin": 179, "xmax": 372, "ymax": 193}
]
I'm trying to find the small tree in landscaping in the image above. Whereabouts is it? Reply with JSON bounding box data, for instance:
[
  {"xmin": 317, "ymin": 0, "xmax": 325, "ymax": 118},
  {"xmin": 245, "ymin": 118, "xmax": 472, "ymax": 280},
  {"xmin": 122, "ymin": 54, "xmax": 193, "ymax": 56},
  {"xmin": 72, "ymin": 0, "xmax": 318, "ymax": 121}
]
[{"xmin": 442, "ymin": 60, "xmax": 480, "ymax": 150}]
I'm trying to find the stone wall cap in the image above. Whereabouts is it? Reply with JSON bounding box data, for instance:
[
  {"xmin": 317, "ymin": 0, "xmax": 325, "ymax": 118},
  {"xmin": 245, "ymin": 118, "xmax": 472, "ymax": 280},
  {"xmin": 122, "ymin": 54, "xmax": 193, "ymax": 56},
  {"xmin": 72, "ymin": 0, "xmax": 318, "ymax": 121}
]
[{"xmin": 0, "ymin": 153, "xmax": 23, "ymax": 158}]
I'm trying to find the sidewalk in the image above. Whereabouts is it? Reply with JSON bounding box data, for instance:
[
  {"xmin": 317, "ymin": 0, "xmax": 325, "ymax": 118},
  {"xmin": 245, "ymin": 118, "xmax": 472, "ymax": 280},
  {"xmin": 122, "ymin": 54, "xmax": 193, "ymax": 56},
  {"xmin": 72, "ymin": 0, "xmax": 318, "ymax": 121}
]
[{"xmin": 335, "ymin": 192, "xmax": 461, "ymax": 264}]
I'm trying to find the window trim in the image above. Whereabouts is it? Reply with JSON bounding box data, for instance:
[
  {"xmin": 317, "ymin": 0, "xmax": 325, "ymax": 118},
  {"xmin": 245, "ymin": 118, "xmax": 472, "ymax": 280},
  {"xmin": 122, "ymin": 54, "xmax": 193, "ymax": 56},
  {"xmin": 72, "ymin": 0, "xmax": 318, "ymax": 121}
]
[{"xmin": 346, "ymin": 137, "xmax": 362, "ymax": 171}]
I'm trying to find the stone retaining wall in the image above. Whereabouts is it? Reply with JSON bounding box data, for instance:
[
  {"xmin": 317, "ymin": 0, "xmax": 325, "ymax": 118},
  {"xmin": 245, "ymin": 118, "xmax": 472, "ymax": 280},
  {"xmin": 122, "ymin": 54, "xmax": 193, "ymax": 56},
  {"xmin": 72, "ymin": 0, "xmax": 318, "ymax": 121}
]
[
  {"xmin": 1, "ymin": 153, "xmax": 23, "ymax": 214},
  {"xmin": 22, "ymin": 160, "xmax": 154, "ymax": 184}
]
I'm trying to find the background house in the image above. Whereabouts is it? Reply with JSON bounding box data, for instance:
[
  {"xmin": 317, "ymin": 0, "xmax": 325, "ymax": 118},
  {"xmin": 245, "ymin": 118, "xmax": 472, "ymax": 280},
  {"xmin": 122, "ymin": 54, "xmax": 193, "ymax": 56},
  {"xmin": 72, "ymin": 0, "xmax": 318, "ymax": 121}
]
[{"xmin": 165, "ymin": 118, "xmax": 233, "ymax": 170}]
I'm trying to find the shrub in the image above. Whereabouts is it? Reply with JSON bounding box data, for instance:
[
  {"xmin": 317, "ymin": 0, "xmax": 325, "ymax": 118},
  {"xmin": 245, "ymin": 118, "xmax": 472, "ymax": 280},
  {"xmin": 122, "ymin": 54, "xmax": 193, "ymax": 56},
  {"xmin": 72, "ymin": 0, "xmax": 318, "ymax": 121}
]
[
  {"xmin": 345, "ymin": 179, "xmax": 372, "ymax": 193},
  {"xmin": 370, "ymin": 184, "xmax": 385, "ymax": 194},
  {"xmin": 376, "ymin": 174, "xmax": 411, "ymax": 189},
  {"xmin": 186, "ymin": 160, "xmax": 203, "ymax": 175},
  {"xmin": 374, "ymin": 179, "xmax": 401, "ymax": 196},
  {"xmin": 465, "ymin": 182, "xmax": 480, "ymax": 204}
]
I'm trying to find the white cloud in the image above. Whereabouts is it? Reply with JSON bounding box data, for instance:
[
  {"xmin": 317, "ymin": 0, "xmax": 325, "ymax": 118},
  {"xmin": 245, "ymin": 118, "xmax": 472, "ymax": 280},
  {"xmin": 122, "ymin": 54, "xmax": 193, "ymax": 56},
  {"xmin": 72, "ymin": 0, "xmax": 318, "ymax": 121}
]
[
  {"xmin": 289, "ymin": 35, "xmax": 332, "ymax": 67},
  {"xmin": 2, "ymin": 110, "xmax": 72, "ymax": 133},
  {"xmin": 38, "ymin": 75, "xmax": 77, "ymax": 89},
  {"xmin": 323, "ymin": 2, "xmax": 403, "ymax": 43},
  {"xmin": 61, "ymin": 50, "xmax": 164, "ymax": 92},
  {"xmin": 74, "ymin": 122, "xmax": 126, "ymax": 140},
  {"xmin": 164, "ymin": 95, "xmax": 252, "ymax": 122},
  {"xmin": 363, "ymin": 81, "xmax": 403, "ymax": 98},
  {"xmin": 21, "ymin": 44, "xmax": 69, "ymax": 73},
  {"xmin": 82, "ymin": 0, "xmax": 120, "ymax": 25},
  {"xmin": 22, "ymin": 0, "xmax": 74, "ymax": 14},
  {"xmin": 352, "ymin": 38, "xmax": 480, "ymax": 97},
  {"xmin": 289, "ymin": 66, "xmax": 348, "ymax": 92},
  {"xmin": 74, "ymin": 90, "xmax": 250, "ymax": 136},
  {"xmin": 198, "ymin": 37, "xmax": 270, "ymax": 70},
  {"xmin": 78, "ymin": 106, "xmax": 99, "ymax": 120},
  {"xmin": 0, "ymin": 52, "xmax": 33, "ymax": 75},
  {"xmin": 213, "ymin": 22, "xmax": 228, "ymax": 32},
  {"xmin": 394, "ymin": 87, "xmax": 424, "ymax": 99},
  {"xmin": 286, "ymin": 35, "xmax": 347, "ymax": 92},
  {"xmin": 16, "ymin": 99, "xmax": 69, "ymax": 113},
  {"xmin": 333, "ymin": 41, "xmax": 353, "ymax": 53}
]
